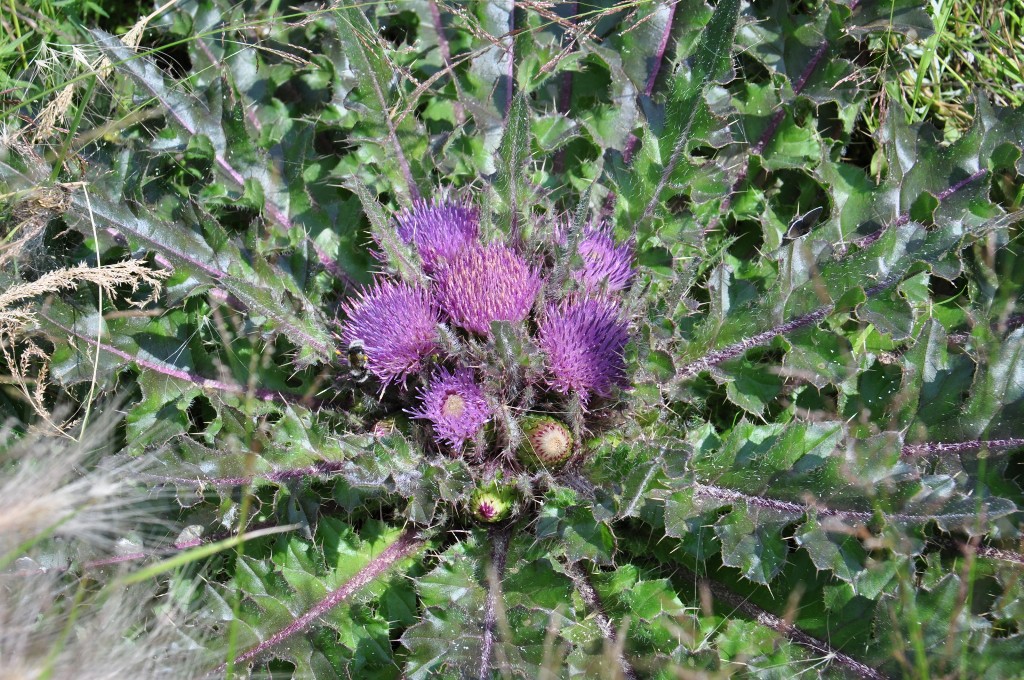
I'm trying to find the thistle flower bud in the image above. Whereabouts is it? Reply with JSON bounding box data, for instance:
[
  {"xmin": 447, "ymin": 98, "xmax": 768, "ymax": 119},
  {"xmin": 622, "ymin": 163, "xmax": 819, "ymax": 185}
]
[
  {"xmin": 434, "ymin": 243, "xmax": 542, "ymax": 336},
  {"xmin": 538, "ymin": 298, "xmax": 629, "ymax": 404},
  {"xmin": 409, "ymin": 367, "xmax": 491, "ymax": 449},
  {"xmin": 340, "ymin": 281, "xmax": 439, "ymax": 386},
  {"xmin": 395, "ymin": 198, "xmax": 479, "ymax": 271},
  {"xmin": 517, "ymin": 415, "xmax": 574, "ymax": 469},
  {"xmin": 469, "ymin": 480, "xmax": 517, "ymax": 523}
]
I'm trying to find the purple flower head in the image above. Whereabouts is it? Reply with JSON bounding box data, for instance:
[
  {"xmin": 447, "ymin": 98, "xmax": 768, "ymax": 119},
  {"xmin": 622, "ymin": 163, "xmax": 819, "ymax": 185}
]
[
  {"xmin": 340, "ymin": 281, "xmax": 439, "ymax": 386},
  {"xmin": 434, "ymin": 243, "xmax": 542, "ymax": 336},
  {"xmin": 576, "ymin": 224, "xmax": 635, "ymax": 295},
  {"xmin": 410, "ymin": 367, "xmax": 492, "ymax": 448},
  {"xmin": 538, "ymin": 298, "xmax": 630, "ymax": 403},
  {"xmin": 396, "ymin": 198, "xmax": 479, "ymax": 271}
]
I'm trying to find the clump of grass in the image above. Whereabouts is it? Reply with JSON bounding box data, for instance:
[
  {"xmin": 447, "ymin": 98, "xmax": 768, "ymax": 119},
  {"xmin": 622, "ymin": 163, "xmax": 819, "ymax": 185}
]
[
  {"xmin": 903, "ymin": 0, "xmax": 1024, "ymax": 132},
  {"xmin": 0, "ymin": 420, "xmax": 207, "ymax": 679}
]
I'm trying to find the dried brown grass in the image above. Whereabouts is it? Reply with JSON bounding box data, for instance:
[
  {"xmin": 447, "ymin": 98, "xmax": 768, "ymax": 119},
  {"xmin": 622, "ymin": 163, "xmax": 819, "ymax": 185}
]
[{"xmin": 0, "ymin": 259, "xmax": 170, "ymax": 429}]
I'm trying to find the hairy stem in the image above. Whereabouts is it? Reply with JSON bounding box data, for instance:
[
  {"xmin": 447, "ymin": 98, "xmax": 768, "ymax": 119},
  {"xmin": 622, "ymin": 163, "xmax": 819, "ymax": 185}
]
[
  {"xmin": 505, "ymin": 3, "xmax": 515, "ymax": 119},
  {"xmin": 563, "ymin": 560, "xmax": 638, "ymax": 680},
  {"xmin": 217, "ymin": 526, "xmax": 423, "ymax": 673},
  {"xmin": 479, "ymin": 525, "xmax": 512, "ymax": 680},
  {"xmin": 692, "ymin": 483, "xmax": 951, "ymax": 525},
  {"xmin": 856, "ymin": 169, "xmax": 989, "ymax": 248},
  {"xmin": 306, "ymin": 235, "xmax": 355, "ymax": 292},
  {"xmin": 934, "ymin": 536, "xmax": 1024, "ymax": 566},
  {"xmin": 143, "ymin": 461, "xmax": 347, "ymax": 488},
  {"xmin": 686, "ymin": 567, "xmax": 886, "ymax": 679},
  {"xmin": 43, "ymin": 312, "xmax": 315, "ymax": 404},
  {"xmin": 902, "ymin": 437, "xmax": 1024, "ymax": 457},
  {"xmin": 706, "ymin": 0, "xmax": 864, "ymax": 234},
  {"xmin": 677, "ymin": 305, "xmax": 832, "ymax": 378},
  {"xmin": 551, "ymin": 2, "xmax": 577, "ymax": 176},
  {"xmin": 428, "ymin": 1, "xmax": 466, "ymax": 125},
  {"xmin": 621, "ymin": 2, "xmax": 677, "ymax": 165},
  {"xmin": 678, "ymin": 162, "xmax": 987, "ymax": 378},
  {"xmin": 599, "ymin": 1, "xmax": 679, "ymax": 219}
]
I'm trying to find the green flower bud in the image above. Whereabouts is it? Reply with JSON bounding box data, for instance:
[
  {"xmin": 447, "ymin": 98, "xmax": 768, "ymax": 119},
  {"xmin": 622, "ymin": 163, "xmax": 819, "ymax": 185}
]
[
  {"xmin": 517, "ymin": 416, "xmax": 574, "ymax": 469},
  {"xmin": 470, "ymin": 480, "xmax": 517, "ymax": 523}
]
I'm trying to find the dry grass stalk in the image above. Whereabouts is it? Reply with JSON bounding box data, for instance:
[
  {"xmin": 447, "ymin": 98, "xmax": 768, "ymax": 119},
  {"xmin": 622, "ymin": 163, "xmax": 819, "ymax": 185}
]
[
  {"xmin": 0, "ymin": 185, "xmax": 71, "ymax": 269},
  {"xmin": 0, "ymin": 260, "xmax": 169, "ymax": 313},
  {"xmin": 30, "ymin": 83, "xmax": 75, "ymax": 144},
  {"xmin": 0, "ymin": 260, "xmax": 171, "ymax": 426},
  {"xmin": 29, "ymin": 1, "xmax": 182, "ymax": 143}
]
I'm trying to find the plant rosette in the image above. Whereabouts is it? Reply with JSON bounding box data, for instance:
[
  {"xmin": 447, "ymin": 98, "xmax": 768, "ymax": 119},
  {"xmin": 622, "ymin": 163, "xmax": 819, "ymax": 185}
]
[{"xmin": 517, "ymin": 416, "xmax": 574, "ymax": 469}]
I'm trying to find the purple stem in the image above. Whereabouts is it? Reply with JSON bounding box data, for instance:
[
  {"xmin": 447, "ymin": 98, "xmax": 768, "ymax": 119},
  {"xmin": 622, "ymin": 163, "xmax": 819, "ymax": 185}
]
[
  {"xmin": 936, "ymin": 536, "xmax": 1024, "ymax": 566},
  {"xmin": 217, "ymin": 526, "xmax": 423, "ymax": 672},
  {"xmin": 678, "ymin": 165, "xmax": 987, "ymax": 378},
  {"xmin": 703, "ymin": 0, "xmax": 870, "ymax": 234},
  {"xmin": 504, "ymin": 3, "xmax": 515, "ymax": 120},
  {"xmin": 563, "ymin": 560, "xmax": 638, "ymax": 680},
  {"xmin": 143, "ymin": 461, "xmax": 347, "ymax": 488},
  {"xmin": 622, "ymin": 2, "xmax": 679, "ymax": 166},
  {"xmin": 706, "ymin": 39, "xmax": 830, "ymax": 234},
  {"xmin": 99, "ymin": 34, "xmax": 287, "ymax": 234},
  {"xmin": 367, "ymin": 76, "xmax": 420, "ymax": 202},
  {"xmin": 689, "ymin": 567, "xmax": 886, "ymax": 680},
  {"xmin": 901, "ymin": 438, "xmax": 1024, "ymax": 457},
  {"xmin": 194, "ymin": 38, "xmax": 264, "ymax": 134},
  {"xmin": 975, "ymin": 544, "xmax": 1024, "ymax": 566},
  {"xmin": 43, "ymin": 313, "xmax": 315, "ymax": 405},
  {"xmin": 479, "ymin": 525, "xmax": 511, "ymax": 680},
  {"xmin": 856, "ymin": 169, "xmax": 989, "ymax": 248},
  {"xmin": 551, "ymin": 2, "xmax": 578, "ymax": 176},
  {"xmin": 139, "ymin": 29, "xmax": 354, "ymax": 290},
  {"xmin": 677, "ymin": 305, "xmax": 832, "ymax": 378},
  {"xmin": 759, "ymin": 43, "xmax": 829, "ymax": 160},
  {"xmin": 692, "ymin": 483, "xmax": 977, "ymax": 525},
  {"xmin": 82, "ymin": 521, "xmax": 282, "ymax": 570},
  {"xmin": 600, "ymin": 2, "xmax": 679, "ymax": 219},
  {"xmin": 306, "ymin": 236, "xmax": 353, "ymax": 292},
  {"xmin": 428, "ymin": 1, "xmax": 466, "ymax": 125}
]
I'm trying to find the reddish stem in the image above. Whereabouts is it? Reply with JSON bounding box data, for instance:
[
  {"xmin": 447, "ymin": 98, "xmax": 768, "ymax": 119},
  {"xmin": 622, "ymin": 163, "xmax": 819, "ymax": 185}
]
[
  {"xmin": 622, "ymin": 2, "xmax": 679, "ymax": 166},
  {"xmin": 428, "ymin": 1, "xmax": 466, "ymax": 125},
  {"xmin": 144, "ymin": 461, "xmax": 346, "ymax": 488},
  {"xmin": 43, "ymin": 313, "xmax": 317, "ymax": 405},
  {"xmin": 479, "ymin": 525, "xmax": 512, "ymax": 679},
  {"xmin": 901, "ymin": 437, "xmax": 1024, "ymax": 457},
  {"xmin": 563, "ymin": 560, "xmax": 638, "ymax": 680},
  {"xmin": 691, "ymin": 568, "xmax": 887, "ymax": 679},
  {"xmin": 217, "ymin": 527, "xmax": 423, "ymax": 673}
]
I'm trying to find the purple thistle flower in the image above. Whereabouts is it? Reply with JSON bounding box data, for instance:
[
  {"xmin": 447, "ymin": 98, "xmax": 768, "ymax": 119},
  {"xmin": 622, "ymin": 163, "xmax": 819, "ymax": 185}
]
[
  {"xmin": 576, "ymin": 224, "xmax": 634, "ymax": 295},
  {"xmin": 410, "ymin": 367, "xmax": 491, "ymax": 448},
  {"xmin": 396, "ymin": 198, "xmax": 479, "ymax": 271},
  {"xmin": 340, "ymin": 281, "xmax": 439, "ymax": 385},
  {"xmin": 538, "ymin": 298, "xmax": 629, "ymax": 403},
  {"xmin": 433, "ymin": 243, "xmax": 542, "ymax": 336}
]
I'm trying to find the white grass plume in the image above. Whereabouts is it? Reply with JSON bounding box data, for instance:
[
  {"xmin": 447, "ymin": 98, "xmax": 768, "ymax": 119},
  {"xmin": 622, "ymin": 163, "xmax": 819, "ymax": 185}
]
[
  {"xmin": 0, "ymin": 421, "xmax": 162, "ymax": 559},
  {"xmin": 0, "ymin": 572, "xmax": 207, "ymax": 680},
  {"xmin": 0, "ymin": 421, "xmax": 209, "ymax": 679}
]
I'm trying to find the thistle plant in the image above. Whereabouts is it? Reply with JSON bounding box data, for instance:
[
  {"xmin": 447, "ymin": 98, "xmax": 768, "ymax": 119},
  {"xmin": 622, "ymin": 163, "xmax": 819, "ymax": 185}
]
[{"xmin": 0, "ymin": 1, "xmax": 1023, "ymax": 679}]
